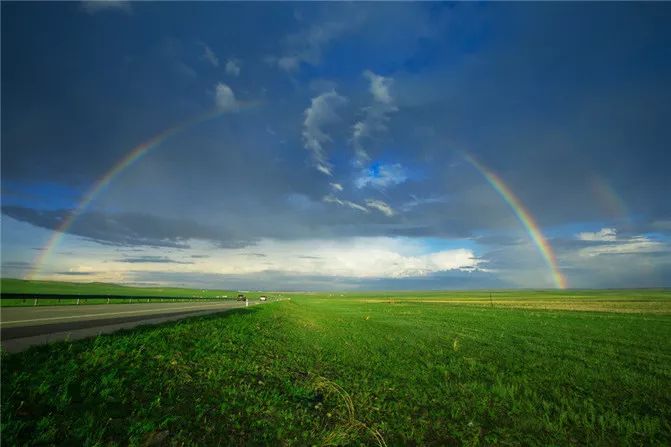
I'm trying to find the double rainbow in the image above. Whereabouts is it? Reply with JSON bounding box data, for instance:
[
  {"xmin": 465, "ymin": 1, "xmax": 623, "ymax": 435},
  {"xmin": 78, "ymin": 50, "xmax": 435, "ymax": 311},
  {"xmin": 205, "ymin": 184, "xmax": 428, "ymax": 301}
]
[{"xmin": 27, "ymin": 108, "xmax": 567, "ymax": 289}]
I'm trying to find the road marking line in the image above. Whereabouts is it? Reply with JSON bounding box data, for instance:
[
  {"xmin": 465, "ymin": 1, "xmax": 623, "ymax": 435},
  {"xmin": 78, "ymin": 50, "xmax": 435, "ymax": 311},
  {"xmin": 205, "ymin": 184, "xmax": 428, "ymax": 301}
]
[{"xmin": 0, "ymin": 303, "xmax": 239, "ymax": 326}]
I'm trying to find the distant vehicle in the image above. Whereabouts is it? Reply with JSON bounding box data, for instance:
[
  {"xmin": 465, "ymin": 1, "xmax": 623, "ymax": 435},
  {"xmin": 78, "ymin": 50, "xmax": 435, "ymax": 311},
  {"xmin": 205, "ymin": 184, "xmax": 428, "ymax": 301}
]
[
  {"xmin": 236, "ymin": 294, "xmax": 246, "ymax": 302},
  {"xmin": 259, "ymin": 296, "xmax": 267, "ymax": 301}
]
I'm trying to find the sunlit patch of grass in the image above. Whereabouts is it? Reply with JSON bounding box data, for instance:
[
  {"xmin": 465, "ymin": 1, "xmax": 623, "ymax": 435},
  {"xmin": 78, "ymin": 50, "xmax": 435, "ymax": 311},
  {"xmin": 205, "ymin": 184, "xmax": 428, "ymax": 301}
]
[
  {"xmin": 362, "ymin": 298, "xmax": 671, "ymax": 313},
  {"xmin": 359, "ymin": 289, "xmax": 671, "ymax": 314}
]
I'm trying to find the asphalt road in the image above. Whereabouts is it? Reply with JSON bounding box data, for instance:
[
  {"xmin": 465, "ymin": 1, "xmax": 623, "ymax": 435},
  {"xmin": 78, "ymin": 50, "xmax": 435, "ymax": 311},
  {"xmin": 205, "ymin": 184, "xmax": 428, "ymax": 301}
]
[{"xmin": 0, "ymin": 301, "xmax": 255, "ymax": 353}]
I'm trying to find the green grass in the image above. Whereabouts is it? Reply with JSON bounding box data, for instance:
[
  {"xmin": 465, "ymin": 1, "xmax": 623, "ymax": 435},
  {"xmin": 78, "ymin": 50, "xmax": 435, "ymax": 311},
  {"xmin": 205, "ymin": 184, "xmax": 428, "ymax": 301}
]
[
  {"xmin": 0, "ymin": 278, "xmax": 240, "ymax": 298},
  {"xmin": 0, "ymin": 278, "xmax": 268, "ymax": 306},
  {"xmin": 2, "ymin": 292, "xmax": 671, "ymax": 445}
]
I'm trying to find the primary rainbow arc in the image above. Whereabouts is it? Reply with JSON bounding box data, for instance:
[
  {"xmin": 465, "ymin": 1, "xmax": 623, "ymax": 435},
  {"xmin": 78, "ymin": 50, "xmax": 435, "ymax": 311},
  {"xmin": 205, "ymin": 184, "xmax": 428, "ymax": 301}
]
[
  {"xmin": 27, "ymin": 108, "xmax": 227, "ymax": 280},
  {"xmin": 464, "ymin": 154, "xmax": 568, "ymax": 289}
]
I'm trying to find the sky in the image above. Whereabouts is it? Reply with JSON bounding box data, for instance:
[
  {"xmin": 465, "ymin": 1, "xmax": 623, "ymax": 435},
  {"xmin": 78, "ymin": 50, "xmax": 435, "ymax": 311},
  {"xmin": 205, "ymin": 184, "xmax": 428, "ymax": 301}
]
[{"xmin": 2, "ymin": 2, "xmax": 670, "ymax": 290}]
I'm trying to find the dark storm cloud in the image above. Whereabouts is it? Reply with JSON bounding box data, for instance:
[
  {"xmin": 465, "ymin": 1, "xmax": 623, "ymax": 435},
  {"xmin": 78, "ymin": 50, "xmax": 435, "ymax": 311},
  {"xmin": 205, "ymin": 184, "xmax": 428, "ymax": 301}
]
[
  {"xmin": 5, "ymin": 2, "xmax": 670, "ymax": 238},
  {"xmin": 2, "ymin": 2, "xmax": 670, "ymax": 288},
  {"xmin": 1, "ymin": 261, "xmax": 31, "ymax": 277},
  {"xmin": 2, "ymin": 206, "xmax": 252, "ymax": 249},
  {"xmin": 2, "ymin": 261, "xmax": 31, "ymax": 267}
]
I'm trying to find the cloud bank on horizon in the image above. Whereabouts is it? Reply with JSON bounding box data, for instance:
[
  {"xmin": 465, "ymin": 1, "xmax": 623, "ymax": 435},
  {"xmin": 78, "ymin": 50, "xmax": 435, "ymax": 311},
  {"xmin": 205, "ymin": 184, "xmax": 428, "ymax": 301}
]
[{"xmin": 1, "ymin": 2, "xmax": 670, "ymax": 290}]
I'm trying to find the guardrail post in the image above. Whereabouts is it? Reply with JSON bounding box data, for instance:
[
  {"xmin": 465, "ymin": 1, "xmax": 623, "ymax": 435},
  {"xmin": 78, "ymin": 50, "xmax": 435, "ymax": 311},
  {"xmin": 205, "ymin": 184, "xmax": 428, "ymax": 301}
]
[{"xmin": 76, "ymin": 298, "xmax": 80, "ymax": 305}]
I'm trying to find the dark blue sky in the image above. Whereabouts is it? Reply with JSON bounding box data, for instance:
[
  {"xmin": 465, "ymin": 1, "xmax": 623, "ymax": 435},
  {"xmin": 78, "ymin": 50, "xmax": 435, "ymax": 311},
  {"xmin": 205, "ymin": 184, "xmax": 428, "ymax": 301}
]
[{"xmin": 2, "ymin": 2, "xmax": 670, "ymax": 289}]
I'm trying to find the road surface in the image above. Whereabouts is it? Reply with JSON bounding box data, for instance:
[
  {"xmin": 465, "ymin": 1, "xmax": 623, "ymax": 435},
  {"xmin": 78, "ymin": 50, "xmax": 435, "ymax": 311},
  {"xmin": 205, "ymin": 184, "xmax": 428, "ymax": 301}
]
[{"xmin": 1, "ymin": 301, "xmax": 255, "ymax": 353}]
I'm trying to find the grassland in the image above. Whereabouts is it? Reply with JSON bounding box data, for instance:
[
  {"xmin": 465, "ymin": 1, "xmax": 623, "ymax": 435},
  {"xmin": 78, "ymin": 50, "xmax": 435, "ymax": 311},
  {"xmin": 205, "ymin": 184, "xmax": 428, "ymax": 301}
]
[
  {"xmin": 2, "ymin": 289, "xmax": 671, "ymax": 445},
  {"xmin": 0, "ymin": 278, "xmax": 248, "ymax": 306},
  {"xmin": 0, "ymin": 278, "xmax": 238, "ymax": 297}
]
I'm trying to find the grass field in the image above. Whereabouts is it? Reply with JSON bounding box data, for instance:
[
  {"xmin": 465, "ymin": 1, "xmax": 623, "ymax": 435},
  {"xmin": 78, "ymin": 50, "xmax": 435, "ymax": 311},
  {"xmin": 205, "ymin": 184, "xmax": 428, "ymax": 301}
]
[
  {"xmin": 0, "ymin": 278, "xmax": 253, "ymax": 306},
  {"xmin": 2, "ymin": 289, "xmax": 671, "ymax": 445},
  {"xmin": 1, "ymin": 278, "xmax": 238, "ymax": 297}
]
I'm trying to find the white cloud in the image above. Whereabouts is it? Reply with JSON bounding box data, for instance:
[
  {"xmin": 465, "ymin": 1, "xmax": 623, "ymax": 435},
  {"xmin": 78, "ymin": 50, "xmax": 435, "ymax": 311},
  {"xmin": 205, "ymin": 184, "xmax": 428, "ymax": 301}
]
[
  {"xmin": 82, "ymin": 1, "xmax": 131, "ymax": 14},
  {"xmin": 275, "ymin": 20, "xmax": 356, "ymax": 73},
  {"xmin": 580, "ymin": 237, "xmax": 664, "ymax": 257},
  {"xmin": 214, "ymin": 82, "xmax": 238, "ymax": 112},
  {"xmin": 365, "ymin": 199, "xmax": 395, "ymax": 217},
  {"xmin": 202, "ymin": 44, "xmax": 219, "ymax": 67},
  {"xmin": 302, "ymin": 90, "xmax": 347, "ymax": 175},
  {"xmin": 351, "ymin": 70, "xmax": 398, "ymax": 165},
  {"xmin": 214, "ymin": 237, "xmax": 480, "ymax": 278},
  {"xmin": 401, "ymin": 195, "xmax": 449, "ymax": 212},
  {"xmin": 330, "ymin": 182, "xmax": 344, "ymax": 192},
  {"xmin": 576, "ymin": 228, "xmax": 665, "ymax": 257},
  {"xmin": 355, "ymin": 163, "xmax": 407, "ymax": 189},
  {"xmin": 578, "ymin": 228, "xmax": 617, "ymax": 241},
  {"xmin": 277, "ymin": 56, "xmax": 300, "ymax": 72},
  {"xmin": 323, "ymin": 195, "xmax": 368, "ymax": 213},
  {"xmin": 364, "ymin": 70, "xmax": 393, "ymax": 104},
  {"xmin": 225, "ymin": 59, "xmax": 241, "ymax": 76}
]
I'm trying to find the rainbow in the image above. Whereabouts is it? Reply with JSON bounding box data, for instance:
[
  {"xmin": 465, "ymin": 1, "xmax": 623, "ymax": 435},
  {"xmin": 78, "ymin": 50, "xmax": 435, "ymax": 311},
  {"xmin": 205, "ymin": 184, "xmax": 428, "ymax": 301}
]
[
  {"xmin": 464, "ymin": 154, "xmax": 568, "ymax": 289},
  {"xmin": 27, "ymin": 107, "xmax": 230, "ymax": 280}
]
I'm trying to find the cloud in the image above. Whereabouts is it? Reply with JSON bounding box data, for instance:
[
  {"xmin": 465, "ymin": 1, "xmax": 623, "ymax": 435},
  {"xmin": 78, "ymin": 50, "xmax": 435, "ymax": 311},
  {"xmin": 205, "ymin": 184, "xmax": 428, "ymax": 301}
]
[
  {"xmin": 201, "ymin": 44, "xmax": 219, "ymax": 67},
  {"xmin": 579, "ymin": 237, "xmax": 665, "ymax": 257},
  {"xmin": 351, "ymin": 70, "xmax": 398, "ymax": 165},
  {"xmin": 225, "ymin": 58, "xmax": 241, "ymax": 76},
  {"xmin": 212, "ymin": 237, "xmax": 480, "ymax": 278},
  {"xmin": 2, "ymin": 206, "xmax": 252, "ymax": 249},
  {"xmin": 275, "ymin": 19, "xmax": 357, "ymax": 72},
  {"xmin": 2, "ymin": 261, "xmax": 30, "ymax": 267},
  {"xmin": 302, "ymin": 90, "xmax": 347, "ymax": 175},
  {"xmin": 1, "ymin": 261, "xmax": 31, "ymax": 276},
  {"xmin": 117, "ymin": 256, "xmax": 194, "ymax": 264},
  {"xmin": 578, "ymin": 228, "xmax": 617, "ymax": 241},
  {"xmin": 214, "ymin": 82, "xmax": 239, "ymax": 112},
  {"xmin": 277, "ymin": 56, "xmax": 300, "ymax": 72},
  {"xmin": 57, "ymin": 265, "xmax": 98, "ymax": 276},
  {"xmin": 365, "ymin": 199, "xmax": 395, "ymax": 217},
  {"xmin": 81, "ymin": 1, "xmax": 131, "ymax": 15},
  {"xmin": 323, "ymin": 195, "xmax": 368, "ymax": 213},
  {"xmin": 239, "ymin": 252, "xmax": 267, "ymax": 257},
  {"xmin": 355, "ymin": 163, "xmax": 407, "ymax": 189},
  {"xmin": 575, "ymin": 228, "xmax": 666, "ymax": 257},
  {"xmin": 365, "ymin": 70, "xmax": 394, "ymax": 104},
  {"xmin": 400, "ymin": 195, "xmax": 449, "ymax": 212},
  {"xmin": 330, "ymin": 182, "xmax": 344, "ymax": 192}
]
